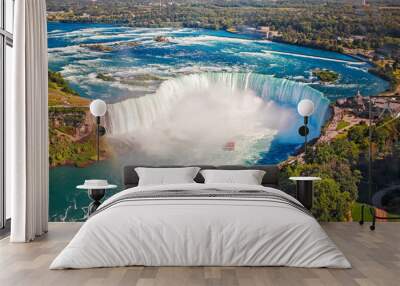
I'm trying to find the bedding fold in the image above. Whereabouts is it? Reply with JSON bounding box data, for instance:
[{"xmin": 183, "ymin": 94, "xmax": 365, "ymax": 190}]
[{"xmin": 50, "ymin": 183, "xmax": 351, "ymax": 269}]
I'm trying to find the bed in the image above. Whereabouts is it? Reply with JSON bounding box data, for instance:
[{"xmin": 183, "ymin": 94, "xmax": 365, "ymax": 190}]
[{"xmin": 50, "ymin": 165, "xmax": 351, "ymax": 269}]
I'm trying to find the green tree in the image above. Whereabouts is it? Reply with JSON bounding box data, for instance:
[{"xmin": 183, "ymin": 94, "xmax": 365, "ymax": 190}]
[
  {"xmin": 347, "ymin": 123, "xmax": 369, "ymax": 150},
  {"xmin": 313, "ymin": 178, "xmax": 350, "ymax": 221}
]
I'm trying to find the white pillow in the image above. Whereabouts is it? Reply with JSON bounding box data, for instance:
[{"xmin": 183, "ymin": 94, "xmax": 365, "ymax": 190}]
[
  {"xmin": 135, "ymin": 167, "xmax": 201, "ymax": 186},
  {"xmin": 200, "ymin": 169, "xmax": 266, "ymax": 185}
]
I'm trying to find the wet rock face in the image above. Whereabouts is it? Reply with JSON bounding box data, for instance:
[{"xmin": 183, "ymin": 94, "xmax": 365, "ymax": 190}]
[
  {"xmin": 154, "ymin": 35, "xmax": 170, "ymax": 42},
  {"xmin": 80, "ymin": 43, "xmax": 113, "ymax": 52}
]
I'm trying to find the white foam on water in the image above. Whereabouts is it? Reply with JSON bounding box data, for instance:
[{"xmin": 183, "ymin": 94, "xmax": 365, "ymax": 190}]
[
  {"xmin": 171, "ymin": 35, "xmax": 264, "ymax": 46},
  {"xmin": 239, "ymin": 51, "xmax": 275, "ymax": 58},
  {"xmin": 49, "ymin": 45, "xmax": 106, "ymax": 60},
  {"xmin": 262, "ymin": 50, "xmax": 365, "ymax": 65},
  {"xmin": 345, "ymin": 64, "xmax": 369, "ymax": 72},
  {"xmin": 76, "ymin": 58, "xmax": 112, "ymax": 68}
]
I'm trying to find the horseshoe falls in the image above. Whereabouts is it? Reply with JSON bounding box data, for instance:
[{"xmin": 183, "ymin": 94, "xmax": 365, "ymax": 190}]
[{"xmin": 105, "ymin": 72, "xmax": 330, "ymax": 164}]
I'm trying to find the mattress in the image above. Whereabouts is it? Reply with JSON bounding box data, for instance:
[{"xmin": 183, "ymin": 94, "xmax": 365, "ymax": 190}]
[{"xmin": 50, "ymin": 183, "xmax": 351, "ymax": 269}]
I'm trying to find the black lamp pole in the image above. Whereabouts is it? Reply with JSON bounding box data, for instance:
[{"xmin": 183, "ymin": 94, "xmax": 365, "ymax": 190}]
[
  {"xmin": 298, "ymin": 116, "xmax": 310, "ymax": 155},
  {"xmin": 94, "ymin": 117, "xmax": 106, "ymax": 162},
  {"xmin": 96, "ymin": 116, "xmax": 100, "ymax": 162},
  {"xmin": 304, "ymin": 116, "xmax": 308, "ymax": 154}
]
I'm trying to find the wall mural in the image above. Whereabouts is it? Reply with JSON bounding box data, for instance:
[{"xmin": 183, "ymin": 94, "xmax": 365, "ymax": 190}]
[{"xmin": 47, "ymin": 1, "xmax": 400, "ymax": 222}]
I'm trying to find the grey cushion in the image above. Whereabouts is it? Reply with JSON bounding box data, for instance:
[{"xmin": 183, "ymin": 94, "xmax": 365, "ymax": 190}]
[{"xmin": 123, "ymin": 165, "xmax": 279, "ymax": 189}]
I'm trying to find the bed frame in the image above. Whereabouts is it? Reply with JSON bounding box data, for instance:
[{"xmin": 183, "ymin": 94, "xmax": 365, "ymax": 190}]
[{"xmin": 123, "ymin": 165, "xmax": 280, "ymax": 189}]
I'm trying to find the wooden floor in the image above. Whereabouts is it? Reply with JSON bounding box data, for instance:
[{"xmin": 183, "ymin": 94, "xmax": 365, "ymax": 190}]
[{"xmin": 0, "ymin": 222, "xmax": 399, "ymax": 286}]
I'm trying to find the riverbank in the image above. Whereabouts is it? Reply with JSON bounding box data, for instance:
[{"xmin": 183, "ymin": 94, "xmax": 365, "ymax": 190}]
[
  {"xmin": 290, "ymin": 90, "xmax": 400, "ymax": 161},
  {"xmin": 224, "ymin": 27, "xmax": 398, "ymax": 92},
  {"xmin": 48, "ymin": 71, "xmax": 112, "ymax": 168},
  {"xmin": 279, "ymin": 95, "xmax": 400, "ymax": 222}
]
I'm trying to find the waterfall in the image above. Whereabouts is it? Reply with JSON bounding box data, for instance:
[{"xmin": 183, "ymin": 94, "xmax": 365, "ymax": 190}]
[
  {"xmin": 104, "ymin": 72, "xmax": 329, "ymax": 164},
  {"xmin": 106, "ymin": 72, "xmax": 329, "ymax": 138}
]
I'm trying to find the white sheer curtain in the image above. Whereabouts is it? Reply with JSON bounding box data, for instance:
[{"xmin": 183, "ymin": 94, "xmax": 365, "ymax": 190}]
[{"xmin": 9, "ymin": 0, "xmax": 49, "ymax": 242}]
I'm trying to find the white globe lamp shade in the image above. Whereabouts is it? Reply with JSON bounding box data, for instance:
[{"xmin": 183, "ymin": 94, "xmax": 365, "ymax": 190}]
[
  {"xmin": 297, "ymin": 99, "xmax": 315, "ymax": 117},
  {"xmin": 90, "ymin": 99, "xmax": 107, "ymax": 117}
]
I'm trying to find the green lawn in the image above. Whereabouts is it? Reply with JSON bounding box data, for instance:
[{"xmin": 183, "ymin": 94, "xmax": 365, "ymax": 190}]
[
  {"xmin": 336, "ymin": 120, "xmax": 350, "ymax": 131},
  {"xmin": 352, "ymin": 202, "xmax": 400, "ymax": 222},
  {"xmin": 352, "ymin": 203, "xmax": 374, "ymax": 222}
]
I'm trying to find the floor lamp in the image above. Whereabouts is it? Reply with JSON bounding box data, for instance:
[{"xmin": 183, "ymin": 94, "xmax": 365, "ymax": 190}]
[
  {"xmin": 297, "ymin": 99, "xmax": 315, "ymax": 155},
  {"xmin": 89, "ymin": 99, "xmax": 107, "ymax": 162}
]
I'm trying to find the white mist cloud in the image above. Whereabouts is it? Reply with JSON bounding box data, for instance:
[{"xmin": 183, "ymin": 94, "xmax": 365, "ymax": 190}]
[{"xmin": 106, "ymin": 77, "xmax": 297, "ymax": 165}]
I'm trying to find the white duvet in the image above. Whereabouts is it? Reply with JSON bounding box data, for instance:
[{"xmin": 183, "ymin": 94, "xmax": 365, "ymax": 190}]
[{"xmin": 50, "ymin": 183, "xmax": 351, "ymax": 269}]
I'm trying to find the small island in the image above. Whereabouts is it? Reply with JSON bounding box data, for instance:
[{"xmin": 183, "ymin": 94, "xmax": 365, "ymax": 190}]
[
  {"xmin": 313, "ymin": 69, "xmax": 339, "ymax": 83},
  {"xmin": 80, "ymin": 41, "xmax": 141, "ymax": 53},
  {"xmin": 120, "ymin": 41, "xmax": 140, "ymax": 47},
  {"xmin": 96, "ymin": 73, "xmax": 115, "ymax": 82},
  {"xmin": 79, "ymin": 43, "xmax": 113, "ymax": 52},
  {"xmin": 96, "ymin": 73, "xmax": 163, "ymax": 86}
]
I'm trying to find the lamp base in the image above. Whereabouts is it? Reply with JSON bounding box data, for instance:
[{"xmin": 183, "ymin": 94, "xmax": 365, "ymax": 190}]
[
  {"xmin": 296, "ymin": 180, "xmax": 313, "ymax": 210},
  {"xmin": 87, "ymin": 189, "xmax": 106, "ymax": 215}
]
